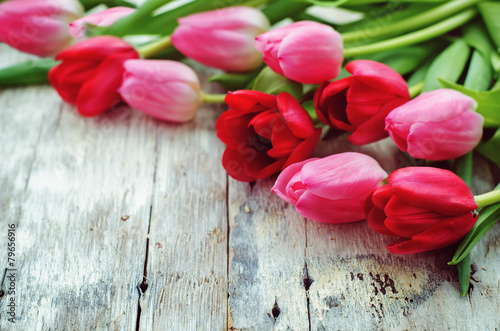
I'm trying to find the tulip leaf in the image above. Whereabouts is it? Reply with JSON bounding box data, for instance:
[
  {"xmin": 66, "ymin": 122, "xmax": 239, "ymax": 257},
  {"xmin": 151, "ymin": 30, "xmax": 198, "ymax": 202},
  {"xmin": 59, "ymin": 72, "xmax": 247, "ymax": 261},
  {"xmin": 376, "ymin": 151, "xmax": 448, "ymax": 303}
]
[
  {"xmin": 478, "ymin": 2, "xmax": 500, "ymax": 51},
  {"xmin": 252, "ymin": 67, "xmax": 303, "ymax": 99},
  {"xmin": 354, "ymin": 41, "xmax": 441, "ymax": 75},
  {"xmin": 457, "ymin": 254, "xmax": 471, "ymax": 297},
  {"xmin": 476, "ymin": 127, "xmax": 500, "ymax": 164},
  {"xmin": 463, "ymin": 51, "xmax": 493, "ymax": 92},
  {"xmin": 449, "ymin": 200, "xmax": 500, "ymax": 265},
  {"xmin": 0, "ymin": 59, "xmax": 58, "ymax": 87},
  {"xmin": 463, "ymin": 23, "xmax": 500, "ymax": 74},
  {"xmin": 406, "ymin": 58, "xmax": 432, "ymax": 88},
  {"xmin": 208, "ymin": 70, "xmax": 261, "ymax": 91},
  {"xmin": 455, "ymin": 152, "xmax": 473, "ymax": 187},
  {"xmin": 437, "ymin": 78, "xmax": 500, "ymax": 127},
  {"xmin": 423, "ymin": 39, "xmax": 470, "ymax": 92}
]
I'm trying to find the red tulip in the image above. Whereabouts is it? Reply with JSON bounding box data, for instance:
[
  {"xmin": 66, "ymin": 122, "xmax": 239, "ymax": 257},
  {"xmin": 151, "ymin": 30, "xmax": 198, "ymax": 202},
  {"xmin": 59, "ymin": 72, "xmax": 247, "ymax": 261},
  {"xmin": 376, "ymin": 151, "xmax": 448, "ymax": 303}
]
[
  {"xmin": 216, "ymin": 91, "xmax": 321, "ymax": 182},
  {"xmin": 272, "ymin": 153, "xmax": 388, "ymax": 223},
  {"xmin": 69, "ymin": 7, "xmax": 135, "ymax": 41},
  {"xmin": 314, "ymin": 60, "xmax": 410, "ymax": 145},
  {"xmin": 366, "ymin": 167, "xmax": 478, "ymax": 254},
  {"xmin": 49, "ymin": 36, "xmax": 139, "ymax": 117},
  {"xmin": 385, "ymin": 89, "xmax": 483, "ymax": 161}
]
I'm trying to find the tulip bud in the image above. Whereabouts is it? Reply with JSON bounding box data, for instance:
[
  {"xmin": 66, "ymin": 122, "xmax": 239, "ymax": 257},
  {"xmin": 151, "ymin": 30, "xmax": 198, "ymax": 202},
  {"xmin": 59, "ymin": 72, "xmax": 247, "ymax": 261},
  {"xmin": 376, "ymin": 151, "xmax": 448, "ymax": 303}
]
[
  {"xmin": 272, "ymin": 152, "xmax": 388, "ymax": 223},
  {"xmin": 385, "ymin": 89, "xmax": 484, "ymax": 161},
  {"xmin": 69, "ymin": 7, "xmax": 135, "ymax": 41},
  {"xmin": 172, "ymin": 6, "xmax": 269, "ymax": 72},
  {"xmin": 366, "ymin": 167, "xmax": 478, "ymax": 254},
  {"xmin": 255, "ymin": 21, "xmax": 343, "ymax": 84},
  {"xmin": 314, "ymin": 60, "xmax": 410, "ymax": 145},
  {"xmin": 0, "ymin": 0, "xmax": 84, "ymax": 57},
  {"xmin": 118, "ymin": 60, "xmax": 202, "ymax": 123}
]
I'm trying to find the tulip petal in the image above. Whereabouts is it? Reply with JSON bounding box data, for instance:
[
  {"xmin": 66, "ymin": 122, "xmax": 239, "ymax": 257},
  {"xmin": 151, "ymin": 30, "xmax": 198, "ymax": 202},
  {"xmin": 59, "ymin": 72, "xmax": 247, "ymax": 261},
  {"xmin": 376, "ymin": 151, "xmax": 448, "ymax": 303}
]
[
  {"xmin": 346, "ymin": 60, "xmax": 409, "ymax": 99},
  {"xmin": 277, "ymin": 92, "xmax": 315, "ymax": 138},
  {"xmin": 295, "ymin": 191, "xmax": 366, "ymax": 223},
  {"xmin": 301, "ymin": 152, "xmax": 388, "ymax": 200},
  {"xmin": 371, "ymin": 185, "xmax": 392, "ymax": 209},
  {"xmin": 216, "ymin": 112, "xmax": 255, "ymax": 149},
  {"xmin": 248, "ymin": 109, "xmax": 279, "ymax": 140},
  {"xmin": 268, "ymin": 125, "xmax": 302, "ymax": 158},
  {"xmin": 222, "ymin": 148, "xmax": 259, "ymax": 182},
  {"xmin": 386, "ymin": 212, "xmax": 477, "ymax": 254},
  {"xmin": 367, "ymin": 207, "xmax": 396, "ymax": 236},
  {"xmin": 406, "ymin": 111, "xmax": 484, "ymax": 161},
  {"xmin": 388, "ymin": 167, "xmax": 478, "ymax": 215},
  {"xmin": 77, "ymin": 51, "xmax": 138, "ymax": 117},
  {"xmin": 314, "ymin": 77, "xmax": 354, "ymax": 130},
  {"xmin": 282, "ymin": 128, "xmax": 321, "ymax": 169},
  {"xmin": 225, "ymin": 90, "xmax": 277, "ymax": 113},
  {"xmin": 56, "ymin": 36, "xmax": 134, "ymax": 61},
  {"xmin": 272, "ymin": 158, "xmax": 316, "ymax": 205}
]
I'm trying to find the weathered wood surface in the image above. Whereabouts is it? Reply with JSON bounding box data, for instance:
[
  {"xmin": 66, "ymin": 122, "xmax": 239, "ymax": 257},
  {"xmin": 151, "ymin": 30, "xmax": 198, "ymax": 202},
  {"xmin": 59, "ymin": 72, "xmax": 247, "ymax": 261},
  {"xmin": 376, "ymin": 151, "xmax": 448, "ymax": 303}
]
[{"xmin": 1, "ymin": 43, "xmax": 500, "ymax": 330}]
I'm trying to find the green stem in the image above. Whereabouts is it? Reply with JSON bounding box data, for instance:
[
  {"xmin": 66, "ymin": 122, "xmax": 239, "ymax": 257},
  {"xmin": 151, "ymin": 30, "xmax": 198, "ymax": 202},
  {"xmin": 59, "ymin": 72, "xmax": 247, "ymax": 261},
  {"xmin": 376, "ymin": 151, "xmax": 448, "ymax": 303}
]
[
  {"xmin": 201, "ymin": 92, "xmax": 227, "ymax": 104},
  {"xmin": 137, "ymin": 35, "xmax": 172, "ymax": 59},
  {"xmin": 341, "ymin": 0, "xmax": 481, "ymax": 44},
  {"xmin": 343, "ymin": 9, "xmax": 478, "ymax": 58},
  {"xmin": 475, "ymin": 189, "xmax": 500, "ymax": 208},
  {"xmin": 408, "ymin": 81, "xmax": 424, "ymax": 99}
]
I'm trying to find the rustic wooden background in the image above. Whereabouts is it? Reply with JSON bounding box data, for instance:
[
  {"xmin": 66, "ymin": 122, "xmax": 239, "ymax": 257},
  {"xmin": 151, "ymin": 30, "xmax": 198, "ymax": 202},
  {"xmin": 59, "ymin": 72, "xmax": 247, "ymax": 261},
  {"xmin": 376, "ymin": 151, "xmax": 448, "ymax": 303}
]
[{"xmin": 1, "ymin": 41, "xmax": 499, "ymax": 330}]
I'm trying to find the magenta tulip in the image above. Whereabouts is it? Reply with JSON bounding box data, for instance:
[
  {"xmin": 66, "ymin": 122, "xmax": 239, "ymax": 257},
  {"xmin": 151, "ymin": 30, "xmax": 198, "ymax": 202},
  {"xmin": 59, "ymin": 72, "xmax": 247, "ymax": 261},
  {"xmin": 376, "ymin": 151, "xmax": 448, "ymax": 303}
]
[
  {"xmin": 172, "ymin": 6, "xmax": 269, "ymax": 72},
  {"xmin": 69, "ymin": 7, "xmax": 134, "ymax": 41},
  {"xmin": 0, "ymin": 0, "xmax": 83, "ymax": 57},
  {"xmin": 272, "ymin": 152, "xmax": 388, "ymax": 223},
  {"xmin": 118, "ymin": 60, "xmax": 202, "ymax": 123},
  {"xmin": 385, "ymin": 89, "xmax": 483, "ymax": 160},
  {"xmin": 255, "ymin": 21, "xmax": 343, "ymax": 84}
]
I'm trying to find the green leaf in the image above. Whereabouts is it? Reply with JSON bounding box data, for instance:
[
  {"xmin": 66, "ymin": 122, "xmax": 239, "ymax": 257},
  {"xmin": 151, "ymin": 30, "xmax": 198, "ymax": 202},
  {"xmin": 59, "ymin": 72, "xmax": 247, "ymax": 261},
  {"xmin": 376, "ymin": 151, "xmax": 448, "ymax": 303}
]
[
  {"xmin": 355, "ymin": 41, "xmax": 441, "ymax": 75},
  {"xmin": 478, "ymin": 2, "xmax": 500, "ymax": 51},
  {"xmin": 438, "ymin": 78, "xmax": 500, "ymax": 127},
  {"xmin": 449, "ymin": 200, "xmax": 500, "ymax": 265},
  {"xmin": 477, "ymin": 127, "xmax": 500, "ymax": 164},
  {"xmin": 455, "ymin": 152, "xmax": 473, "ymax": 186},
  {"xmin": 463, "ymin": 50, "xmax": 493, "ymax": 91},
  {"xmin": 252, "ymin": 67, "xmax": 303, "ymax": 99},
  {"xmin": 0, "ymin": 59, "xmax": 58, "ymax": 87},
  {"xmin": 423, "ymin": 39, "xmax": 470, "ymax": 92},
  {"xmin": 208, "ymin": 70, "xmax": 261, "ymax": 91},
  {"xmin": 407, "ymin": 58, "xmax": 432, "ymax": 88},
  {"xmin": 463, "ymin": 22, "xmax": 500, "ymax": 74},
  {"xmin": 457, "ymin": 254, "xmax": 471, "ymax": 297}
]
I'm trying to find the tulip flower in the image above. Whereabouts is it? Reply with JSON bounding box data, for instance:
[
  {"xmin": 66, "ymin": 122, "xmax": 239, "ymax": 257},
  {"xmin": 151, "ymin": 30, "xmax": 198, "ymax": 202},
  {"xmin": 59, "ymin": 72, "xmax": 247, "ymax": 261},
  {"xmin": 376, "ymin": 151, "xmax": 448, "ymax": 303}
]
[
  {"xmin": 314, "ymin": 60, "xmax": 410, "ymax": 145},
  {"xmin": 385, "ymin": 89, "xmax": 484, "ymax": 161},
  {"xmin": 69, "ymin": 7, "xmax": 135, "ymax": 41},
  {"xmin": 366, "ymin": 167, "xmax": 478, "ymax": 254},
  {"xmin": 255, "ymin": 21, "xmax": 343, "ymax": 84},
  {"xmin": 118, "ymin": 60, "xmax": 202, "ymax": 123},
  {"xmin": 216, "ymin": 91, "xmax": 321, "ymax": 182},
  {"xmin": 0, "ymin": 0, "xmax": 84, "ymax": 57},
  {"xmin": 272, "ymin": 152, "xmax": 388, "ymax": 223},
  {"xmin": 172, "ymin": 6, "xmax": 269, "ymax": 72},
  {"xmin": 49, "ymin": 36, "xmax": 139, "ymax": 117}
]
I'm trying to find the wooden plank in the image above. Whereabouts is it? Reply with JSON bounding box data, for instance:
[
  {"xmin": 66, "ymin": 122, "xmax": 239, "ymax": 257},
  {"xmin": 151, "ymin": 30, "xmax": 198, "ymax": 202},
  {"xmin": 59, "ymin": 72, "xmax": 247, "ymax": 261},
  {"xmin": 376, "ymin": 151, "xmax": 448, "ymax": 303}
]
[
  {"xmin": 227, "ymin": 178, "xmax": 310, "ymax": 330},
  {"xmin": 137, "ymin": 70, "xmax": 230, "ymax": 330},
  {"xmin": 0, "ymin": 45, "xmax": 158, "ymax": 329},
  {"xmin": 305, "ymin": 137, "xmax": 500, "ymax": 330}
]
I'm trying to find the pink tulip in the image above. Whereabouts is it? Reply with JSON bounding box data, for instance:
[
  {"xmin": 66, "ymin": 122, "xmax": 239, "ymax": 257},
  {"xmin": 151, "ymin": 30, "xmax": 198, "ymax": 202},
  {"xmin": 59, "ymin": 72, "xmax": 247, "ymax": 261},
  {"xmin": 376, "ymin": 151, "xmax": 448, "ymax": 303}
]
[
  {"xmin": 118, "ymin": 60, "xmax": 202, "ymax": 123},
  {"xmin": 272, "ymin": 152, "xmax": 388, "ymax": 223},
  {"xmin": 69, "ymin": 7, "xmax": 135, "ymax": 41},
  {"xmin": 255, "ymin": 21, "xmax": 343, "ymax": 84},
  {"xmin": 0, "ymin": 0, "xmax": 83, "ymax": 57},
  {"xmin": 171, "ymin": 6, "xmax": 269, "ymax": 72},
  {"xmin": 385, "ymin": 89, "xmax": 484, "ymax": 161}
]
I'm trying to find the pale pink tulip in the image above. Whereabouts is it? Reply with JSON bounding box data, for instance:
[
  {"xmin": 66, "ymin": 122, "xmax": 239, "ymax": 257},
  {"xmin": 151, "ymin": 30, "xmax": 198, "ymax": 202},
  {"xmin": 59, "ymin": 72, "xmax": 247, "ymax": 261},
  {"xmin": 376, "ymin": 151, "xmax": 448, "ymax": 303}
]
[
  {"xmin": 255, "ymin": 21, "xmax": 343, "ymax": 84},
  {"xmin": 272, "ymin": 152, "xmax": 388, "ymax": 223},
  {"xmin": 172, "ymin": 6, "xmax": 269, "ymax": 72},
  {"xmin": 69, "ymin": 7, "xmax": 135, "ymax": 41},
  {"xmin": 385, "ymin": 89, "xmax": 483, "ymax": 161},
  {"xmin": 118, "ymin": 60, "xmax": 202, "ymax": 123},
  {"xmin": 0, "ymin": 0, "xmax": 83, "ymax": 57}
]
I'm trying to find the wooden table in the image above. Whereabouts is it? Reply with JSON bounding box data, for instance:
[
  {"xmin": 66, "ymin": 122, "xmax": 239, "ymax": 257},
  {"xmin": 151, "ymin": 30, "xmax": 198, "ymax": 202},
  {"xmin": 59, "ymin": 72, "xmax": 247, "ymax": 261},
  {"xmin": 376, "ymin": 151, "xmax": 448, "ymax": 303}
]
[{"xmin": 1, "ymin": 44, "xmax": 499, "ymax": 330}]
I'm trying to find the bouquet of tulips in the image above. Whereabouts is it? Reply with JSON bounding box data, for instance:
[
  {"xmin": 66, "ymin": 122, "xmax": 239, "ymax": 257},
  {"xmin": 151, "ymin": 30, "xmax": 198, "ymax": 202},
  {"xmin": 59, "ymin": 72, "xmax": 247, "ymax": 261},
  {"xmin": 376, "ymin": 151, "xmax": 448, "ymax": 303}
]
[{"xmin": 2, "ymin": 0, "xmax": 500, "ymax": 296}]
